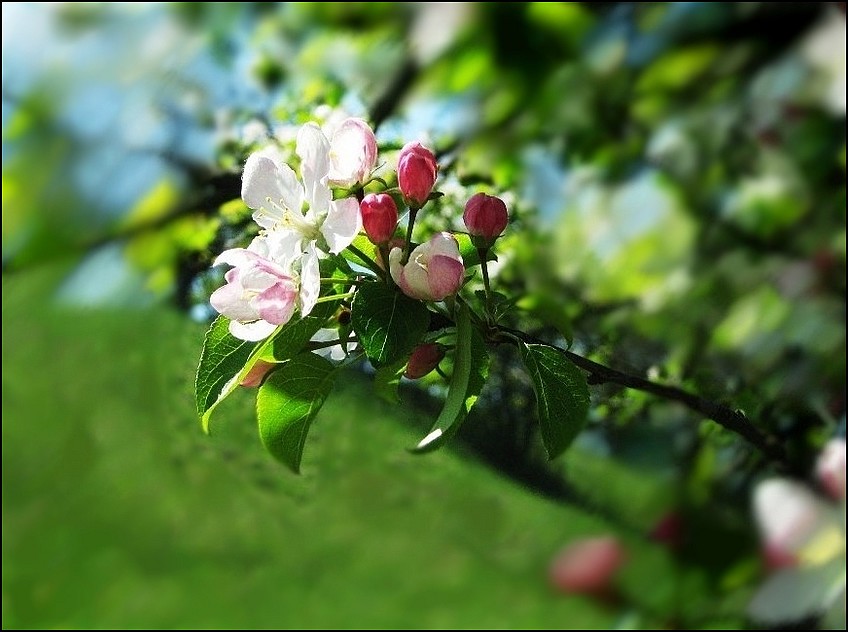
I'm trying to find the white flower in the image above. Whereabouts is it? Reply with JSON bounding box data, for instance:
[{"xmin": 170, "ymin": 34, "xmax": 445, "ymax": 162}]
[
  {"xmin": 240, "ymin": 123, "xmax": 362, "ymax": 317},
  {"xmin": 326, "ymin": 117, "xmax": 378, "ymax": 187},
  {"xmin": 210, "ymin": 237, "xmax": 299, "ymax": 342},
  {"xmin": 748, "ymin": 474, "xmax": 846, "ymax": 627},
  {"xmin": 801, "ymin": 7, "xmax": 846, "ymax": 115}
]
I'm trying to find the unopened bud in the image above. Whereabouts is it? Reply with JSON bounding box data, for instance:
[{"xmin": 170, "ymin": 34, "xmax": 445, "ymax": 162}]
[
  {"xmin": 397, "ymin": 142, "xmax": 438, "ymax": 207},
  {"xmin": 463, "ymin": 192, "xmax": 508, "ymax": 246},
  {"xmin": 404, "ymin": 343, "xmax": 446, "ymax": 379},
  {"xmin": 240, "ymin": 360, "xmax": 276, "ymax": 388},
  {"xmin": 548, "ymin": 536, "xmax": 626, "ymax": 595},
  {"xmin": 360, "ymin": 193, "xmax": 399, "ymax": 245}
]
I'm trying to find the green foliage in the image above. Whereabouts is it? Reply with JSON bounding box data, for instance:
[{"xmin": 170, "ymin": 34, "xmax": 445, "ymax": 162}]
[
  {"xmin": 195, "ymin": 316, "xmax": 258, "ymax": 430},
  {"xmin": 373, "ymin": 356, "xmax": 407, "ymax": 404},
  {"xmin": 257, "ymin": 352, "xmax": 336, "ymax": 472},
  {"xmin": 414, "ymin": 304, "xmax": 490, "ymax": 452},
  {"xmin": 5, "ymin": 3, "xmax": 846, "ymax": 628},
  {"xmin": 350, "ymin": 283, "xmax": 430, "ymax": 368},
  {"xmin": 519, "ymin": 344, "xmax": 590, "ymax": 459}
]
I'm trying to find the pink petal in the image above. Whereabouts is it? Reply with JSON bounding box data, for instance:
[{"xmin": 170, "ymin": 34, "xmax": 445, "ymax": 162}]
[
  {"xmin": 254, "ymin": 281, "xmax": 297, "ymax": 326},
  {"xmin": 426, "ymin": 255, "xmax": 464, "ymax": 300}
]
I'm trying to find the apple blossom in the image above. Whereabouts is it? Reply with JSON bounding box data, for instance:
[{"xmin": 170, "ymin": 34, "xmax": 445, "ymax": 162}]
[
  {"xmin": 397, "ymin": 142, "xmax": 438, "ymax": 207},
  {"xmin": 816, "ymin": 438, "xmax": 846, "ymax": 501},
  {"xmin": 388, "ymin": 232, "xmax": 464, "ymax": 301},
  {"xmin": 327, "ymin": 117, "xmax": 378, "ymax": 186},
  {"xmin": 548, "ymin": 536, "xmax": 626, "ymax": 595},
  {"xmin": 210, "ymin": 244, "xmax": 298, "ymax": 342},
  {"xmin": 240, "ymin": 360, "xmax": 276, "ymax": 388},
  {"xmin": 239, "ymin": 123, "xmax": 361, "ymax": 317},
  {"xmin": 748, "ymin": 474, "xmax": 846, "ymax": 626}
]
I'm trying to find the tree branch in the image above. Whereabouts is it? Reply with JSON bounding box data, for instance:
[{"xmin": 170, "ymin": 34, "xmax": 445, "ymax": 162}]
[{"xmin": 498, "ymin": 327, "xmax": 790, "ymax": 470}]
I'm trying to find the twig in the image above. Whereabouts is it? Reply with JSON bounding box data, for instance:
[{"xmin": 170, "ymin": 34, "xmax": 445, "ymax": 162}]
[{"xmin": 498, "ymin": 326, "xmax": 790, "ymax": 469}]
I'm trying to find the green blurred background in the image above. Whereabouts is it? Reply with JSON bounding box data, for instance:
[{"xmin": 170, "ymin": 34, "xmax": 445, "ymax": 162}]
[{"xmin": 3, "ymin": 3, "xmax": 845, "ymax": 629}]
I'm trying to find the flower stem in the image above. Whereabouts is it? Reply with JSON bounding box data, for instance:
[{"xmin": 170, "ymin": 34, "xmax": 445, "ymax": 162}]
[
  {"xmin": 477, "ymin": 246, "xmax": 493, "ymax": 321},
  {"xmin": 402, "ymin": 207, "xmax": 419, "ymax": 265},
  {"xmin": 319, "ymin": 277, "xmax": 369, "ymax": 285},
  {"xmin": 346, "ymin": 244, "xmax": 385, "ymax": 279},
  {"xmin": 315, "ymin": 292, "xmax": 355, "ymax": 305}
]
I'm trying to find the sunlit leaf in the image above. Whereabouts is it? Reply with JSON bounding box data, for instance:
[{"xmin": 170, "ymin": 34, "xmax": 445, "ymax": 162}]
[
  {"xmin": 519, "ymin": 343, "xmax": 590, "ymax": 459},
  {"xmin": 350, "ymin": 283, "xmax": 430, "ymax": 368},
  {"xmin": 414, "ymin": 303, "xmax": 489, "ymax": 452},
  {"xmin": 256, "ymin": 352, "xmax": 336, "ymax": 473},
  {"xmin": 195, "ymin": 316, "xmax": 258, "ymax": 430}
]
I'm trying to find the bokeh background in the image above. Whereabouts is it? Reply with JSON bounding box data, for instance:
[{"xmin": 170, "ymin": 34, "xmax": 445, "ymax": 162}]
[{"xmin": 3, "ymin": 3, "xmax": 845, "ymax": 629}]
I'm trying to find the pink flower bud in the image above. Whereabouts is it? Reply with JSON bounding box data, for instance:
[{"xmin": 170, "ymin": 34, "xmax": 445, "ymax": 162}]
[
  {"xmin": 816, "ymin": 438, "xmax": 846, "ymax": 501},
  {"xmin": 463, "ymin": 192, "xmax": 508, "ymax": 245},
  {"xmin": 388, "ymin": 232, "xmax": 464, "ymax": 301},
  {"xmin": 649, "ymin": 511, "xmax": 683, "ymax": 550},
  {"xmin": 404, "ymin": 343, "xmax": 446, "ymax": 379},
  {"xmin": 360, "ymin": 193, "xmax": 399, "ymax": 245},
  {"xmin": 240, "ymin": 360, "xmax": 276, "ymax": 388},
  {"xmin": 548, "ymin": 536, "xmax": 626, "ymax": 595},
  {"xmin": 397, "ymin": 142, "xmax": 438, "ymax": 207}
]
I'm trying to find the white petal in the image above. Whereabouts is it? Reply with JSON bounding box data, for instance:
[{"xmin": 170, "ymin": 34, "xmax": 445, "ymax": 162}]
[
  {"xmin": 321, "ymin": 197, "xmax": 362, "ymax": 254},
  {"xmin": 228, "ymin": 319, "xmax": 277, "ymax": 342},
  {"xmin": 328, "ymin": 118, "xmax": 377, "ymax": 186},
  {"xmin": 296, "ymin": 123, "xmax": 332, "ymax": 214},
  {"xmin": 298, "ymin": 243, "xmax": 321, "ymax": 317},
  {"xmin": 748, "ymin": 560, "xmax": 846, "ymax": 624},
  {"xmin": 427, "ymin": 232, "xmax": 462, "ymax": 261},
  {"xmin": 754, "ymin": 479, "xmax": 833, "ymax": 556},
  {"xmin": 213, "ymin": 247, "xmax": 257, "ymax": 268},
  {"xmin": 241, "ymin": 153, "xmax": 303, "ymax": 219},
  {"xmin": 265, "ymin": 229, "xmax": 307, "ymax": 270}
]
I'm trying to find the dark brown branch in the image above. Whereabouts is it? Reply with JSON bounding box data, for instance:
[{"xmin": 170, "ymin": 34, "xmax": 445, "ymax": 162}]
[{"xmin": 498, "ymin": 327, "xmax": 790, "ymax": 470}]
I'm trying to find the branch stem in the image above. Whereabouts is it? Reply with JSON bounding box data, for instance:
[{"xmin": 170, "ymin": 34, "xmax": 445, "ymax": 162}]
[{"xmin": 498, "ymin": 327, "xmax": 789, "ymax": 469}]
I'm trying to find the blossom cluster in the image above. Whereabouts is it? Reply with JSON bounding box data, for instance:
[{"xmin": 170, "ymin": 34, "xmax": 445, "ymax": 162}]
[{"xmin": 209, "ymin": 116, "xmax": 509, "ymax": 356}]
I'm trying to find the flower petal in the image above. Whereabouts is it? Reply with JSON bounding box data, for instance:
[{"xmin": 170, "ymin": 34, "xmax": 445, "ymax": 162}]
[
  {"xmin": 748, "ymin": 559, "xmax": 846, "ymax": 624},
  {"xmin": 213, "ymin": 247, "xmax": 257, "ymax": 268},
  {"xmin": 229, "ymin": 319, "xmax": 277, "ymax": 342},
  {"xmin": 328, "ymin": 118, "xmax": 378, "ymax": 186},
  {"xmin": 254, "ymin": 281, "xmax": 297, "ymax": 326},
  {"xmin": 298, "ymin": 242, "xmax": 321, "ymax": 317},
  {"xmin": 322, "ymin": 197, "xmax": 362, "ymax": 254},
  {"xmin": 265, "ymin": 230, "xmax": 307, "ymax": 271},
  {"xmin": 242, "ymin": 153, "xmax": 303, "ymax": 225},
  {"xmin": 754, "ymin": 479, "xmax": 833, "ymax": 557},
  {"xmin": 426, "ymin": 254, "xmax": 465, "ymax": 301},
  {"xmin": 296, "ymin": 123, "xmax": 332, "ymax": 214},
  {"xmin": 210, "ymin": 277, "xmax": 258, "ymax": 322}
]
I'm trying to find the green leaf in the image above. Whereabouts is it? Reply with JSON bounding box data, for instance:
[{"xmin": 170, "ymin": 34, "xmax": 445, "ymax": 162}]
[
  {"xmin": 374, "ymin": 356, "xmax": 408, "ymax": 404},
  {"xmin": 350, "ymin": 283, "xmax": 430, "ymax": 368},
  {"xmin": 266, "ymin": 300, "xmax": 337, "ymax": 362},
  {"xmin": 341, "ymin": 234, "xmax": 380, "ymax": 269},
  {"xmin": 196, "ymin": 302, "xmax": 337, "ymax": 434},
  {"xmin": 414, "ymin": 304, "xmax": 489, "ymax": 452},
  {"xmin": 256, "ymin": 352, "xmax": 336, "ymax": 473},
  {"xmin": 195, "ymin": 316, "xmax": 258, "ymax": 430},
  {"xmin": 519, "ymin": 343, "xmax": 590, "ymax": 459},
  {"xmin": 455, "ymin": 233, "xmax": 497, "ymax": 268}
]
